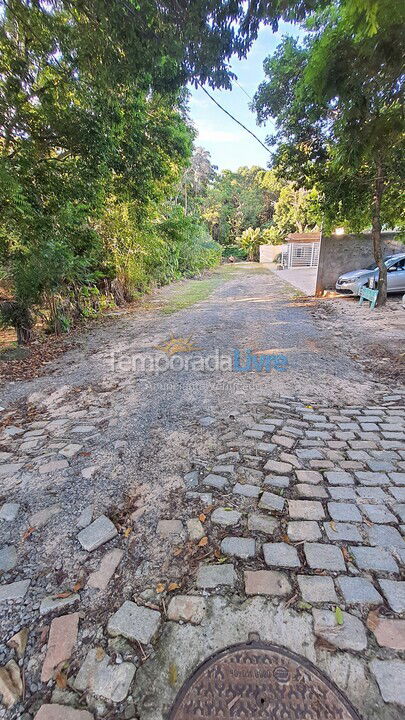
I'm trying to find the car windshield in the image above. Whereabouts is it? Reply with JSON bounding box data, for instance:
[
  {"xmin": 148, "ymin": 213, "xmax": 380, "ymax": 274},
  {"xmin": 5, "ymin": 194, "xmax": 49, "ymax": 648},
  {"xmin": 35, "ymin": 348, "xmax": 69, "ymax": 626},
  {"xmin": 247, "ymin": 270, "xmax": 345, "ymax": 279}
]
[{"xmin": 365, "ymin": 257, "xmax": 395, "ymax": 271}]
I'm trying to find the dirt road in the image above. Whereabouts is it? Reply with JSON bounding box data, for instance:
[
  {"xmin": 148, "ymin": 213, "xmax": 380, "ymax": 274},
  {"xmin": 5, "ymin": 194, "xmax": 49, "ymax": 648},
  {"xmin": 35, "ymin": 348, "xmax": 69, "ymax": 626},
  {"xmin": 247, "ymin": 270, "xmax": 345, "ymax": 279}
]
[{"xmin": 0, "ymin": 264, "xmax": 404, "ymax": 720}]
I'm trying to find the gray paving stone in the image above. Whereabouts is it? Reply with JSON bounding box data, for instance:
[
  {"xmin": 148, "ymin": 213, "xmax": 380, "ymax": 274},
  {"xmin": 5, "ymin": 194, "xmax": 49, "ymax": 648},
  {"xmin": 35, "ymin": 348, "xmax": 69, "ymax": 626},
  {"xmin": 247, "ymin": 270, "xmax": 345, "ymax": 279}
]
[
  {"xmin": 29, "ymin": 504, "xmax": 61, "ymax": 528},
  {"xmin": 295, "ymin": 448, "xmax": 323, "ymax": 459},
  {"xmin": 389, "ymin": 487, "xmax": 405, "ymax": 502},
  {"xmin": 295, "ymin": 470, "xmax": 322, "ymax": 485},
  {"xmin": 297, "ymin": 575, "xmax": 337, "ymax": 603},
  {"xmin": 259, "ymin": 491, "xmax": 285, "ymax": 513},
  {"xmin": 370, "ymin": 660, "xmax": 405, "ymax": 707},
  {"xmin": 248, "ymin": 514, "xmax": 278, "ymax": 535},
  {"xmin": 244, "ymin": 570, "xmax": 291, "ymax": 596},
  {"xmin": 324, "ymin": 522, "xmax": 362, "ymax": 542},
  {"xmin": 263, "ymin": 542, "xmax": 300, "ymax": 568},
  {"xmin": 157, "ymin": 519, "xmax": 184, "ymax": 539},
  {"xmin": 356, "ymin": 487, "xmax": 390, "ymax": 503},
  {"xmin": 107, "ymin": 601, "xmax": 161, "ymax": 644},
  {"xmin": 211, "ymin": 508, "xmax": 242, "ymax": 527},
  {"xmin": 244, "ymin": 429, "xmax": 264, "ymax": 439},
  {"xmin": 0, "ymin": 503, "xmax": 19, "ymax": 521},
  {"xmin": 362, "ymin": 504, "xmax": 397, "ymax": 524},
  {"xmin": 378, "ymin": 579, "xmax": 405, "ymax": 613},
  {"xmin": 232, "ymin": 483, "xmax": 260, "ymax": 498},
  {"xmin": 287, "ymin": 521, "xmax": 321, "ymax": 542},
  {"xmin": 186, "ymin": 518, "xmax": 205, "ymax": 540},
  {"xmin": 350, "ymin": 546, "xmax": 398, "ymax": 573},
  {"xmin": 263, "ymin": 459, "xmax": 292, "ymax": 474},
  {"xmin": 257, "ymin": 442, "xmax": 276, "ymax": 452},
  {"xmin": 0, "ymin": 463, "xmax": 23, "ymax": 478},
  {"xmin": 288, "ymin": 500, "xmax": 325, "ymax": 520},
  {"xmin": 394, "ymin": 503, "xmax": 405, "ymax": 522},
  {"xmin": 325, "ymin": 471, "xmax": 354, "ymax": 485},
  {"xmin": 355, "ymin": 471, "xmax": 390, "ymax": 486},
  {"xmin": 0, "ymin": 579, "xmax": 30, "ymax": 601},
  {"xmin": 220, "ymin": 536, "xmax": 256, "ymax": 559},
  {"xmin": 390, "ymin": 472, "xmax": 405, "ymax": 485},
  {"xmin": 203, "ymin": 473, "xmax": 229, "ymax": 490},
  {"xmin": 312, "ymin": 608, "xmax": 367, "ymax": 650},
  {"xmin": 0, "ymin": 545, "xmax": 17, "ymax": 572},
  {"xmin": 304, "ymin": 542, "xmax": 346, "ymax": 571},
  {"xmin": 38, "ymin": 459, "xmax": 69, "ymax": 474},
  {"xmin": 40, "ymin": 593, "xmax": 80, "ymax": 615},
  {"xmin": 77, "ymin": 515, "xmax": 117, "ymax": 551},
  {"xmin": 74, "ymin": 647, "xmax": 136, "ymax": 701},
  {"xmin": 328, "ymin": 502, "xmax": 362, "ymax": 523},
  {"xmin": 329, "ymin": 487, "xmax": 356, "ymax": 500},
  {"xmin": 196, "ymin": 563, "xmax": 236, "ymax": 589},
  {"xmin": 264, "ymin": 475, "xmax": 289, "ymax": 488},
  {"xmin": 211, "ymin": 464, "xmax": 235, "ymax": 474},
  {"xmin": 77, "ymin": 504, "xmax": 93, "ymax": 529},
  {"xmin": 295, "ymin": 484, "xmax": 328, "ymax": 499},
  {"xmin": 337, "ymin": 576, "xmax": 383, "ymax": 605}
]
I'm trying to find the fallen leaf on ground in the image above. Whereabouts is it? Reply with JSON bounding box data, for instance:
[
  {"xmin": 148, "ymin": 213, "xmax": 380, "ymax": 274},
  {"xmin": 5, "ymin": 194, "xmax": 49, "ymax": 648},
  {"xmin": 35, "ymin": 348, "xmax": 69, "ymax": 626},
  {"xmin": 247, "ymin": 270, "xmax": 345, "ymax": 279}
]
[
  {"xmin": 329, "ymin": 521, "xmax": 337, "ymax": 532},
  {"xmin": 198, "ymin": 513, "xmax": 206, "ymax": 523},
  {"xmin": 168, "ymin": 663, "xmax": 178, "ymax": 688},
  {"xmin": 335, "ymin": 606, "xmax": 344, "ymax": 626},
  {"xmin": 22, "ymin": 527, "xmax": 36, "ymax": 542},
  {"xmin": 168, "ymin": 582, "xmax": 181, "ymax": 592},
  {"xmin": 198, "ymin": 536, "xmax": 208, "ymax": 547},
  {"xmin": 72, "ymin": 581, "xmax": 83, "ymax": 592},
  {"xmin": 155, "ymin": 583, "xmax": 165, "ymax": 594},
  {"xmin": 123, "ymin": 527, "xmax": 132, "ymax": 538},
  {"xmin": 55, "ymin": 671, "xmax": 67, "ymax": 689},
  {"xmin": 53, "ymin": 591, "xmax": 73, "ymax": 599}
]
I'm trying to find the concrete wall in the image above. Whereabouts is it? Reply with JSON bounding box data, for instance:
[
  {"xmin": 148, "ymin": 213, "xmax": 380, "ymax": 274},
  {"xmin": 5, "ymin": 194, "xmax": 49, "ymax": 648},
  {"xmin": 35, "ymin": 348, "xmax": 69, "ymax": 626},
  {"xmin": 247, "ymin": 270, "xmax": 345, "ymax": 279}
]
[
  {"xmin": 315, "ymin": 232, "xmax": 403, "ymax": 296},
  {"xmin": 260, "ymin": 244, "xmax": 287, "ymax": 263}
]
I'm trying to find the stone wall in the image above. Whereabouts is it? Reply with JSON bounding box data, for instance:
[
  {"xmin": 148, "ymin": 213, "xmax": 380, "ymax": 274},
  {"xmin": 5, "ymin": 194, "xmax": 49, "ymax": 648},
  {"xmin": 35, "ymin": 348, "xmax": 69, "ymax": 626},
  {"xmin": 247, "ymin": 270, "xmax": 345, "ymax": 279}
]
[
  {"xmin": 259, "ymin": 244, "xmax": 287, "ymax": 264},
  {"xmin": 315, "ymin": 232, "xmax": 403, "ymax": 296}
]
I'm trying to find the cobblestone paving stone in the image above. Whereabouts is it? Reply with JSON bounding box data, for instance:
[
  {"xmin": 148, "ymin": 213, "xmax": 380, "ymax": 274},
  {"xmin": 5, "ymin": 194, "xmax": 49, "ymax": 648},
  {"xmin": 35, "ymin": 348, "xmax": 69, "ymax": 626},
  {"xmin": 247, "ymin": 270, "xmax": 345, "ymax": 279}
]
[{"xmin": 0, "ymin": 392, "xmax": 405, "ymax": 719}]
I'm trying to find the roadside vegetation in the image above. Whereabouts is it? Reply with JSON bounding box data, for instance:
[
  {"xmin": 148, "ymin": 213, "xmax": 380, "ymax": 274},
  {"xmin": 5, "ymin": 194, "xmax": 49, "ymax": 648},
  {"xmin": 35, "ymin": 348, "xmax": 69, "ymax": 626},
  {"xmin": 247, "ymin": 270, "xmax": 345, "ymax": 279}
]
[{"xmin": 0, "ymin": 0, "xmax": 403, "ymax": 349}]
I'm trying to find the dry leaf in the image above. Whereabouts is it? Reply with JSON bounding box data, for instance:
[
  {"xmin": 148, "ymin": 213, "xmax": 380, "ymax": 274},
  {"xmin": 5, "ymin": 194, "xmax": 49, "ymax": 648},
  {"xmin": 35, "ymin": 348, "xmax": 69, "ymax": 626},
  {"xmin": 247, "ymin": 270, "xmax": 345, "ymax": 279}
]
[
  {"xmin": 22, "ymin": 527, "xmax": 36, "ymax": 542},
  {"xmin": 172, "ymin": 546, "xmax": 183, "ymax": 556},
  {"xmin": 168, "ymin": 582, "xmax": 180, "ymax": 592},
  {"xmin": 123, "ymin": 527, "xmax": 132, "ymax": 538},
  {"xmin": 198, "ymin": 513, "xmax": 206, "ymax": 523},
  {"xmin": 203, "ymin": 505, "xmax": 214, "ymax": 515},
  {"xmin": 155, "ymin": 583, "xmax": 165, "ymax": 593},
  {"xmin": 168, "ymin": 663, "xmax": 178, "ymax": 688},
  {"xmin": 53, "ymin": 591, "xmax": 72, "ymax": 599},
  {"xmin": 55, "ymin": 671, "xmax": 67, "ymax": 689},
  {"xmin": 72, "ymin": 580, "xmax": 83, "ymax": 592},
  {"xmin": 329, "ymin": 521, "xmax": 337, "ymax": 532},
  {"xmin": 95, "ymin": 647, "xmax": 105, "ymax": 661},
  {"xmin": 198, "ymin": 536, "xmax": 208, "ymax": 547}
]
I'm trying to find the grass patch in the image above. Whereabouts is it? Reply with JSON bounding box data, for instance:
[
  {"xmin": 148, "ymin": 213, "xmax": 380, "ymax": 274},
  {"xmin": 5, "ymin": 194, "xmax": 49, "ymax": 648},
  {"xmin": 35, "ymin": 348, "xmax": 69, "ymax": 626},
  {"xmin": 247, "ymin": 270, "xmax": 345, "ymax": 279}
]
[{"xmin": 160, "ymin": 262, "xmax": 269, "ymax": 314}]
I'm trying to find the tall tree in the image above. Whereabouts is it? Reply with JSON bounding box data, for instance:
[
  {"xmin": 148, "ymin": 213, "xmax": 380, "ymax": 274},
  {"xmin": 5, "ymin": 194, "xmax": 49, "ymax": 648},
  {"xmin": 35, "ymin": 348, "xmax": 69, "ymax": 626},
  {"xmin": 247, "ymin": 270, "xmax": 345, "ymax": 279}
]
[{"xmin": 253, "ymin": 2, "xmax": 404, "ymax": 305}]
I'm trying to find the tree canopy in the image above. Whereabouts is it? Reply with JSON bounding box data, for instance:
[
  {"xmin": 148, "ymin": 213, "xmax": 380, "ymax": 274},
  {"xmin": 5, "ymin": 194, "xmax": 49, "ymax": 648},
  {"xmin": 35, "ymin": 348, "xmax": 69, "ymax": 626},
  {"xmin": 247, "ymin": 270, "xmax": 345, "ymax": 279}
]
[{"xmin": 253, "ymin": 0, "xmax": 405, "ymax": 303}]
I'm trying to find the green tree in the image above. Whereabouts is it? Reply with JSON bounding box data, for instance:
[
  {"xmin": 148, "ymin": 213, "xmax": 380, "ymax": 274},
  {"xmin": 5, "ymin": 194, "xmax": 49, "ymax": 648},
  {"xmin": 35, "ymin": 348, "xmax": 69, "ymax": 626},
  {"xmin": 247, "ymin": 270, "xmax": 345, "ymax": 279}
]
[{"xmin": 253, "ymin": 3, "xmax": 405, "ymax": 304}]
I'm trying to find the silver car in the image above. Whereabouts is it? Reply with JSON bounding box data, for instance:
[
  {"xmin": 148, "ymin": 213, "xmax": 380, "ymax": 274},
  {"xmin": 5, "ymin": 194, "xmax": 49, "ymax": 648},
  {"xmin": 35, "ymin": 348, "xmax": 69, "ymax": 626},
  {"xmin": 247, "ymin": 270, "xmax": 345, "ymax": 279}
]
[{"xmin": 336, "ymin": 253, "xmax": 405, "ymax": 295}]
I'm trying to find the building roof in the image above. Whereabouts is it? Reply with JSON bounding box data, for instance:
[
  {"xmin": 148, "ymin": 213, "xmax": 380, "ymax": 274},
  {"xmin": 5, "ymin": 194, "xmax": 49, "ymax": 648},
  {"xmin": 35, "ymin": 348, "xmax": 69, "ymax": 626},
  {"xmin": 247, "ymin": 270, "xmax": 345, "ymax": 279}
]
[{"xmin": 286, "ymin": 232, "xmax": 321, "ymax": 243}]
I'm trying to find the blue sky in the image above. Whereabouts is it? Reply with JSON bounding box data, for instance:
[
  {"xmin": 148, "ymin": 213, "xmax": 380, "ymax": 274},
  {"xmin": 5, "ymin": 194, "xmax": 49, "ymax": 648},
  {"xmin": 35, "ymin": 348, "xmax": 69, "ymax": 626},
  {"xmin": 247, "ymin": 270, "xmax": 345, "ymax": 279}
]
[{"xmin": 188, "ymin": 21, "xmax": 302, "ymax": 172}]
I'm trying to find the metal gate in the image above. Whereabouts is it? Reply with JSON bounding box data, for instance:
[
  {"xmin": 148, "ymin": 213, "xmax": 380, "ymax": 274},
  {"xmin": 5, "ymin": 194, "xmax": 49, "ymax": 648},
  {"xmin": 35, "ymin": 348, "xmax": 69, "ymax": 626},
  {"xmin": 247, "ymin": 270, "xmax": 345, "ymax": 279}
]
[{"xmin": 286, "ymin": 241, "xmax": 320, "ymax": 268}]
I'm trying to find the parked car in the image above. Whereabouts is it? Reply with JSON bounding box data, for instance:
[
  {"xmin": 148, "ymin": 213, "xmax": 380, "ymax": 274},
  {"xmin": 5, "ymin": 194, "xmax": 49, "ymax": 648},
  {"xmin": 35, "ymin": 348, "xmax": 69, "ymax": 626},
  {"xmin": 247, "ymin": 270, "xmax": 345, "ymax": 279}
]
[{"xmin": 336, "ymin": 253, "xmax": 405, "ymax": 296}]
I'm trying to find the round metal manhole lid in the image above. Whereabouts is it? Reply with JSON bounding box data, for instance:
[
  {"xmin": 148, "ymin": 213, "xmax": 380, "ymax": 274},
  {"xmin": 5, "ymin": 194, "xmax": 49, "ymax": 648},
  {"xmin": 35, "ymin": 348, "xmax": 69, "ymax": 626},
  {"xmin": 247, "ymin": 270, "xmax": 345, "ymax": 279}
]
[{"xmin": 168, "ymin": 642, "xmax": 362, "ymax": 720}]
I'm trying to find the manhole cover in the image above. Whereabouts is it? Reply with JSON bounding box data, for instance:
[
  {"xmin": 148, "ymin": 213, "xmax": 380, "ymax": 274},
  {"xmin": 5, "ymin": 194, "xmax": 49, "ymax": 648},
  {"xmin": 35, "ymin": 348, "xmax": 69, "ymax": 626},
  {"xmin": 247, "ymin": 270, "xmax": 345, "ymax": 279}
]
[{"xmin": 168, "ymin": 642, "xmax": 361, "ymax": 719}]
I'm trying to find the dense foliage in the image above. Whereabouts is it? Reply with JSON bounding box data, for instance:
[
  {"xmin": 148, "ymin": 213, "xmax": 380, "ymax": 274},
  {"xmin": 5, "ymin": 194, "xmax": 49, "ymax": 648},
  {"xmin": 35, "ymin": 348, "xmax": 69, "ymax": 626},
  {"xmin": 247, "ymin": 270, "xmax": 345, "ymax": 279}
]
[
  {"xmin": 201, "ymin": 166, "xmax": 321, "ymax": 257},
  {"xmin": 253, "ymin": 0, "xmax": 405, "ymax": 303},
  {"xmin": 0, "ymin": 0, "xmax": 241, "ymax": 342}
]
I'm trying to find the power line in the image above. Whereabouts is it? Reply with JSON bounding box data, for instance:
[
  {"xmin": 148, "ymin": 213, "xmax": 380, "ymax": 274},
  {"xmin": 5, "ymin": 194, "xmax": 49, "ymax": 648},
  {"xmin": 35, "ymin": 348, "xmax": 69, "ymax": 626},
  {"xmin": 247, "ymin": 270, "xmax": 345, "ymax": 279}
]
[
  {"xmin": 234, "ymin": 78, "xmax": 253, "ymax": 100},
  {"xmin": 197, "ymin": 82, "xmax": 271, "ymax": 154}
]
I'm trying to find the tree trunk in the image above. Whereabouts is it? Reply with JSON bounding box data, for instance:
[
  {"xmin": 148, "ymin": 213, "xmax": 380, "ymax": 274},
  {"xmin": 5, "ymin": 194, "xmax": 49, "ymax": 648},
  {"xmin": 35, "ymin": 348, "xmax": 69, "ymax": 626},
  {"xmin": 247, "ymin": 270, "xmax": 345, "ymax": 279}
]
[{"xmin": 372, "ymin": 158, "xmax": 387, "ymax": 307}]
